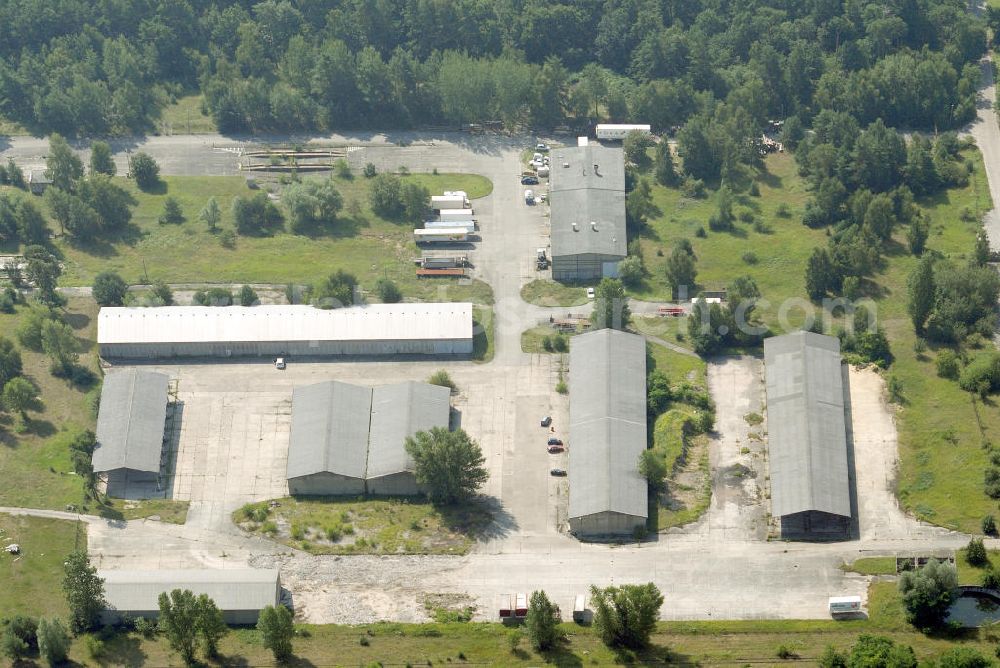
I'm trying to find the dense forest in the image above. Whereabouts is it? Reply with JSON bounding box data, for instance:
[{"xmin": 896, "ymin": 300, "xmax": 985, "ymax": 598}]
[{"xmin": 0, "ymin": 0, "xmax": 987, "ymax": 137}]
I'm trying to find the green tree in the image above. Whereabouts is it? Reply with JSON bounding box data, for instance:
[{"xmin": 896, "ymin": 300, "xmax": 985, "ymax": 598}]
[
  {"xmin": 626, "ymin": 178, "xmax": 655, "ymax": 233},
  {"xmin": 966, "ymin": 536, "xmax": 988, "ymax": 566},
  {"xmin": 818, "ymin": 644, "xmax": 847, "ymax": 668},
  {"xmin": 77, "ymin": 174, "xmax": 135, "ymax": 231},
  {"xmin": 158, "ymin": 589, "xmax": 200, "ymax": 665},
  {"xmin": 200, "ymin": 196, "xmax": 221, "ymax": 231},
  {"xmin": 89, "ymin": 140, "xmax": 116, "ymax": 176},
  {"xmin": 0, "ymin": 337, "xmax": 23, "ymax": 387},
  {"xmin": 973, "ymin": 229, "xmax": 991, "ymax": 267},
  {"xmin": 129, "ymin": 152, "xmax": 160, "ymax": 189},
  {"xmin": 196, "ymin": 594, "xmax": 227, "ymax": 658},
  {"xmin": 1, "ymin": 616, "xmax": 37, "ymax": 661},
  {"xmin": 284, "ymin": 178, "xmax": 344, "ymax": 233},
  {"xmin": 3, "ymin": 376, "xmax": 36, "ymax": 421},
  {"xmin": 6, "ymin": 159, "xmax": 26, "ymax": 189},
  {"xmin": 665, "ymin": 244, "xmax": 697, "ymax": 297},
  {"xmin": 525, "ymin": 590, "xmax": 560, "ymax": 651},
  {"xmin": 623, "ymin": 130, "xmax": 654, "ymax": 167},
  {"xmin": 62, "ymin": 551, "xmax": 106, "ymax": 632},
  {"xmin": 312, "ymin": 270, "xmax": 357, "ymax": 308},
  {"xmin": 23, "ymin": 245, "xmax": 64, "ymax": 307},
  {"xmin": 898, "ymin": 559, "xmax": 957, "ymax": 629},
  {"xmin": 37, "ymin": 618, "xmax": 70, "ymax": 667},
  {"xmin": 376, "ymin": 278, "xmax": 402, "ymax": 303},
  {"xmin": 405, "ymin": 427, "xmax": 489, "ymax": 505},
  {"xmin": 654, "ymin": 139, "xmax": 679, "ymax": 186},
  {"xmin": 907, "ymin": 214, "xmax": 929, "ymax": 255},
  {"xmin": 239, "ymin": 284, "xmax": 259, "ymax": 306},
  {"xmin": 847, "ymin": 634, "xmax": 916, "ymax": 668},
  {"xmin": 232, "ymin": 192, "xmax": 284, "ymax": 235},
  {"xmin": 41, "ymin": 319, "xmax": 78, "ymax": 376},
  {"xmin": 401, "ymin": 182, "xmax": 430, "ymax": 222},
  {"xmin": 805, "ymin": 247, "xmax": 837, "ymax": 301},
  {"xmin": 159, "ymin": 196, "xmax": 184, "ymax": 224},
  {"xmin": 45, "ymin": 188, "xmax": 98, "ymax": 239},
  {"xmin": 592, "ymin": 278, "xmax": 630, "ymax": 330},
  {"xmin": 617, "ymin": 255, "xmax": 643, "ymax": 287},
  {"xmin": 590, "ymin": 583, "xmax": 663, "ymax": 649},
  {"xmin": 257, "ymin": 604, "xmax": 294, "ymax": 662},
  {"xmin": 151, "ymin": 280, "xmax": 174, "ymax": 306},
  {"xmin": 638, "ymin": 449, "xmax": 668, "ymax": 490},
  {"xmin": 46, "ymin": 133, "xmax": 84, "ymax": 191},
  {"xmin": 907, "ymin": 255, "xmax": 935, "ymax": 332},
  {"xmin": 368, "ymin": 173, "xmax": 403, "ymax": 218},
  {"xmin": 93, "ymin": 271, "xmax": 128, "ymax": 306}
]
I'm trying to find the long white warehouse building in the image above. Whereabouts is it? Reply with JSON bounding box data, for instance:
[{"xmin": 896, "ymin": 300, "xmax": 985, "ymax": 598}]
[{"xmin": 98, "ymin": 304, "xmax": 474, "ymax": 359}]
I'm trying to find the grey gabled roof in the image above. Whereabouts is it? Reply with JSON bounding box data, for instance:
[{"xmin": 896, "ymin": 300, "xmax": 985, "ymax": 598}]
[
  {"xmin": 287, "ymin": 380, "xmax": 450, "ymax": 482},
  {"xmin": 93, "ymin": 369, "xmax": 169, "ymax": 473},
  {"xmin": 569, "ymin": 329, "xmax": 648, "ymax": 521},
  {"xmin": 99, "ymin": 569, "xmax": 279, "ymax": 612},
  {"xmin": 368, "ymin": 381, "xmax": 450, "ymax": 479},
  {"xmin": 763, "ymin": 331, "xmax": 851, "ymax": 518},
  {"xmin": 550, "ymin": 145, "xmax": 627, "ymax": 259},
  {"xmin": 287, "ymin": 381, "xmax": 372, "ymax": 479}
]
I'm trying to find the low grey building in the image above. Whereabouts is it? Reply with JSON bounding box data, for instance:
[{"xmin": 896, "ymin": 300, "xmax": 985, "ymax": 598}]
[
  {"xmin": 550, "ymin": 145, "xmax": 627, "ymax": 281},
  {"xmin": 287, "ymin": 380, "xmax": 450, "ymax": 496},
  {"xmin": 568, "ymin": 329, "xmax": 648, "ymax": 536},
  {"xmin": 93, "ymin": 369, "xmax": 170, "ymax": 498},
  {"xmin": 99, "ymin": 569, "xmax": 281, "ymax": 625},
  {"xmin": 27, "ymin": 169, "xmax": 51, "ymax": 195},
  {"xmin": 97, "ymin": 304, "xmax": 474, "ymax": 359},
  {"xmin": 764, "ymin": 331, "xmax": 852, "ymax": 536}
]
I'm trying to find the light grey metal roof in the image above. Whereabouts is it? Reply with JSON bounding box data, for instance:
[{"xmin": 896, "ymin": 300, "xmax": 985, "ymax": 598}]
[
  {"xmin": 93, "ymin": 369, "xmax": 169, "ymax": 473},
  {"xmin": 287, "ymin": 380, "xmax": 450, "ymax": 482},
  {"xmin": 98, "ymin": 304, "xmax": 473, "ymax": 345},
  {"xmin": 368, "ymin": 381, "xmax": 450, "ymax": 479},
  {"xmin": 763, "ymin": 331, "xmax": 851, "ymax": 518},
  {"xmin": 99, "ymin": 569, "xmax": 279, "ymax": 612},
  {"xmin": 569, "ymin": 329, "xmax": 648, "ymax": 521},
  {"xmin": 550, "ymin": 145, "xmax": 627, "ymax": 259},
  {"xmin": 287, "ymin": 381, "xmax": 372, "ymax": 479}
]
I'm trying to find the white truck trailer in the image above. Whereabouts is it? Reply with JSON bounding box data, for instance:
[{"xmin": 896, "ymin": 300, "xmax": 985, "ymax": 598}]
[
  {"xmin": 437, "ymin": 208, "xmax": 475, "ymax": 222},
  {"xmin": 431, "ymin": 194, "xmax": 469, "ymax": 210},
  {"xmin": 424, "ymin": 220, "xmax": 475, "ymax": 233},
  {"xmin": 596, "ymin": 123, "xmax": 651, "ymax": 140},
  {"xmin": 414, "ymin": 228, "xmax": 469, "ymax": 243},
  {"xmin": 828, "ymin": 596, "xmax": 862, "ymax": 616}
]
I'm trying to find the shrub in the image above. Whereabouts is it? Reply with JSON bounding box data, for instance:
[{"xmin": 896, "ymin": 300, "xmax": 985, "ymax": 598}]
[
  {"xmin": 986, "ymin": 467, "xmax": 1000, "ymax": 498},
  {"xmin": 363, "ymin": 163, "xmax": 377, "ymax": 178},
  {"xmin": 219, "ymin": 229, "xmax": 236, "ymax": 248},
  {"xmin": 983, "ymin": 569, "xmax": 1000, "ymax": 589},
  {"xmin": 776, "ymin": 644, "xmax": 796, "ymax": 659},
  {"xmin": 983, "ymin": 514, "xmax": 997, "ymax": 536},
  {"xmin": 695, "ymin": 225, "xmax": 706, "ymax": 238},
  {"xmin": 552, "ymin": 334, "xmax": 568, "ymax": 353},
  {"xmin": 375, "ymin": 278, "xmax": 402, "ymax": 303},
  {"xmin": 936, "ymin": 350, "xmax": 961, "ymax": 379},
  {"xmin": 966, "ymin": 537, "xmax": 988, "ymax": 566},
  {"xmin": 749, "ymin": 182, "xmax": 760, "ymax": 196},
  {"xmin": 428, "ymin": 370, "xmax": 456, "ymax": 392},
  {"xmin": 742, "ymin": 251, "xmax": 758, "ymax": 265},
  {"xmin": 133, "ymin": 616, "xmax": 157, "ymax": 638},
  {"xmin": 776, "ymin": 203, "xmax": 791, "ymax": 217},
  {"xmin": 334, "ymin": 159, "xmax": 352, "ymax": 179},
  {"xmin": 541, "ymin": 335, "xmax": 553, "ymax": 352},
  {"xmin": 84, "ymin": 635, "xmax": 105, "ymax": 660}
]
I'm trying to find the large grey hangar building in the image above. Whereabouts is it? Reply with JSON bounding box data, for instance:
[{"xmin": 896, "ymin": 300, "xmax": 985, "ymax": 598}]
[
  {"xmin": 97, "ymin": 303, "xmax": 474, "ymax": 359},
  {"xmin": 93, "ymin": 368, "xmax": 170, "ymax": 498},
  {"xmin": 287, "ymin": 380, "xmax": 451, "ymax": 496},
  {"xmin": 549, "ymin": 144, "xmax": 627, "ymax": 281},
  {"xmin": 764, "ymin": 331, "xmax": 852, "ymax": 537},
  {"xmin": 568, "ymin": 328, "xmax": 648, "ymax": 536}
]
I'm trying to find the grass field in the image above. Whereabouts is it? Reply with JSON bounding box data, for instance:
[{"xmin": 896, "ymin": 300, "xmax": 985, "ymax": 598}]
[
  {"xmin": 0, "ymin": 513, "xmax": 83, "ymax": 618},
  {"xmin": 472, "ymin": 305, "xmax": 494, "ymax": 362},
  {"xmin": 520, "ymin": 279, "xmax": 589, "ymax": 306},
  {"xmin": 32, "ymin": 173, "xmax": 493, "ymax": 304},
  {"xmin": 157, "ymin": 94, "xmax": 216, "ymax": 134},
  {"xmin": 234, "ymin": 497, "xmax": 492, "ymax": 555},
  {"xmin": 63, "ymin": 581, "xmax": 996, "ymax": 667},
  {"xmin": 842, "ymin": 556, "xmax": 898, "ymax": 575},
  {"xmin": 955, "ymin": 548, "xmax": 1000, "ymax": 585},
  {"xmin": 520, "ymin": 325, "xmax": 575, "ymax": 353},
  {"xmin": 639, "ymin": 148, "xmax": 996, "ymax": 533},
  {"xmin": 631, "ymin": 313, "xmax": 692, "ymax": 349}
]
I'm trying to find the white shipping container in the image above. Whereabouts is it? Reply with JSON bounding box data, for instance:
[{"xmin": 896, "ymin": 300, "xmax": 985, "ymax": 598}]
[
  {"xmin": 596, "ymin": 123, "xmax": 652, "ymax": 140},
  {"xmin": 414, "ymin": 228, "xmax": 469, "ymax": 243},
  {"xmin": 828, "ymin": 596, "xmax": 862, "ymax": 615},
  {"xmin": 431, "ymin": 195, "xmax": 469, "ymax": 210},
  {"xmin": 424, "ymin": 220, "xmax": 475, "ymax": 233}
]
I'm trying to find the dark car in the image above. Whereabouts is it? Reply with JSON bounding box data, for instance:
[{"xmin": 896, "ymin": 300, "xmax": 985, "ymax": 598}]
[
  {"xmin": 520, "ymin": 176, "xmax": 539, "ymax": 185},
  {"xmin": 540, "ymin": 416, "xmax": 552, "ymax": 427},
  {"xmin": 548, "ymin": 445, "xmax": 565, "ymax": 454},
  {"xmin": 547, "ymin": 437, "xmax": 563, "ymax": 446},
  {"xmin": 550, "ymin": 468, "xmax": 567, "ymax": 476}
]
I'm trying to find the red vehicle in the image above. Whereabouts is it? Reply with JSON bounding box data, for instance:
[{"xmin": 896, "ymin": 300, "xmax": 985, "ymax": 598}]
[
  {"xmin": 548, "ymin": 445, "xmax": 565, "ymax": 454},
  {"xmin": 658, "ymin": 306, "xmax": 685, "ymax": 317}
]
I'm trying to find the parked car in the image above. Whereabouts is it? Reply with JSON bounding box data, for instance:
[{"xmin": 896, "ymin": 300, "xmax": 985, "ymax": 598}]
[
  {"xmin": 548, "ymin": 445, "xmax": 565, "ymax": 454},
  {"xmin": 587, "ymin": 287, "xmax": 595, "ymax": 299},
  {"xmin": 524, "ymin": 189, "xmax": 534, "ymax": 204},
  {"xmin": 547, "ymin": 437, "xmax": 563, "ymax": 446},
  {"xmin": 521, "ymin": 175, "xmax": 539, "ymax": 185},
  {"xmin": 540, "ymin": 416, "xmax": 552, "ymax": 427},
  {"xmin": 275, "ymin": 357, "xmax": 286, "ymax": 370},
  {"xmin": 550, "ymin": 468, "xmax": 567, "ymax": 476},
  {"xmin": 536, "ymin": 143, "xmax": 550, "ymax": 152}
]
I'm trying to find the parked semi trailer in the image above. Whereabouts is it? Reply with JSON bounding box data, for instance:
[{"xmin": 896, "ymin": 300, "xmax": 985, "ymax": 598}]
[
  {"xmin": 414, "ymin": 228, "xmax": 469, "ymax": 243},
  {"xmin": 431, "ymin": 194, "xmax": 469, "ymax": 209},
  {"xmin": 437, "ymin": 208, "xmax": 475, "ymax": 221},
  {"xmin": 595, "ymin": 123, "xmax": 651, "ymax": 140},
  {"xmin": 424, "ymin": 220, "xmax": 475, "ymax": 233}
]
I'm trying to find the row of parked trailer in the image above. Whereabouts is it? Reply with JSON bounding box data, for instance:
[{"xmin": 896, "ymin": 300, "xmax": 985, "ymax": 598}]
[{"xmin": 415, "ymin": 190, "xmax": 476, "ymax": 244}]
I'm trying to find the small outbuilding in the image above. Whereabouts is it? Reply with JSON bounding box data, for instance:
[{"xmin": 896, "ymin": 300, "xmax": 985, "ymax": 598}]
[
  {"xmin": 97, "ymin": 304, "xmax": 474, "ymax": 359},
  {"xmin": 568, "ymin": 329, "xmax": 648, "ymax": 536},
  {"xmin": 99, "ymin": 569, "xmax": 281, "ymax": 625},
  {"xmin": 27, "ymin": 169, "xmax": 52, "ymax": 195},
  {"xmin": 93, "ymin": 369, "xmax": 170, "ymax": 498},
  {"xmin": 764, "ymin": 331, "xmax": 852, "ymax": 537},
  {"xmin": 286, "ymin": 380, "xmax": 450, "ymax": 496}
]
